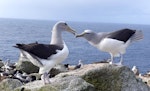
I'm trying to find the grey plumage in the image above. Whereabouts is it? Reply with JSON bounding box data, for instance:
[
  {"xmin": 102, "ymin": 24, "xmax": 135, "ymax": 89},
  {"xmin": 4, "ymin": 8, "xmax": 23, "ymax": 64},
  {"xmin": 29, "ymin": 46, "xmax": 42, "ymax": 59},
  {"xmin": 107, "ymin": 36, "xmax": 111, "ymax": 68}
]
[{"xmin": 76, "ymin": 28, "xmax": 143, "ymax": 65}]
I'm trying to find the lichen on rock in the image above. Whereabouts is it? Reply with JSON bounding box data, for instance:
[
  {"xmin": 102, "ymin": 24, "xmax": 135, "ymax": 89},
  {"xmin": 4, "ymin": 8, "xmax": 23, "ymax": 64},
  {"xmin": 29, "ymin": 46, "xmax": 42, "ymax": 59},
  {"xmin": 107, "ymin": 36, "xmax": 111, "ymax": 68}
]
[
  {"xmin": 82, "ymin": 64, "xmax": 122, "ymax": 91},
  {"xmin": 0, "ymin": 78, "xmax": 23, "ymax": 91},
  {"xmin": 56, "ymin": 63, "xmax": 150, "ymax": 91},
  {"xmin": 14, "ymin": 76, "xmax": 95, "ymax": 91},
  {"xmin": 1, "ymin": 63, "xmax": 150, "ymax": 91}
]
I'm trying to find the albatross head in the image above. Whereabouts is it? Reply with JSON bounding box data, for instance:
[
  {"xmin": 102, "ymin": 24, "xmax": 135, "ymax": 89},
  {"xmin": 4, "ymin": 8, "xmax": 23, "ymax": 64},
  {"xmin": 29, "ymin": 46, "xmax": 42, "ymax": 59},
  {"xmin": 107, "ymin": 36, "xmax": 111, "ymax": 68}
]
[
  {"xmin": 76, "ymin": 30, "xmax": 95, "ymax": 40},
  {"xmin": 53, "ymin": 21, "xmax": 76, "ymax": 35}
]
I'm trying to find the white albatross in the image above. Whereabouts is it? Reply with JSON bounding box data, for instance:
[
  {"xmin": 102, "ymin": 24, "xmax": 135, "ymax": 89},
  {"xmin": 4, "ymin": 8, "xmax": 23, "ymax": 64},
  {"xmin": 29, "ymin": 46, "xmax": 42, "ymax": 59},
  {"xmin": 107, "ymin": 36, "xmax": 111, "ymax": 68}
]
[
  {"xmin": 14, "ymin": 21, "xmax": 76, "ymax": 84},
  {"xmin": 76, "ymin": 28, "xmax": 143, "ymax": 65}
]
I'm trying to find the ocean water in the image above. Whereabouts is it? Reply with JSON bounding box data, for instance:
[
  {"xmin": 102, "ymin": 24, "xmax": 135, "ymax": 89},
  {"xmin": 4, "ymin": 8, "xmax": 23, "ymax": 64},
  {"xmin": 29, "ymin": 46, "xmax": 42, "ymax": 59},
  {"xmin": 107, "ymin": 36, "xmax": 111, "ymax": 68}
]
[{"xmin": 0, "ymin": 18, "xmax": 150, "ymax": 74}]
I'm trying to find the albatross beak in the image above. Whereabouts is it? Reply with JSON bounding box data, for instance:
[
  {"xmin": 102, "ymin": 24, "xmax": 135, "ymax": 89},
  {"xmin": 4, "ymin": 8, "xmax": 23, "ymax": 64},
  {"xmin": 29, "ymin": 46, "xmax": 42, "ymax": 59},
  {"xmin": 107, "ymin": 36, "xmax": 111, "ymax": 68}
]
[
  {"xmin": 66, "ymin": 26, "xmax": 76, "ymax": 35},
  {"xmin": 75, "ymin": 32, "xmax": 85, "ymax": 38}
]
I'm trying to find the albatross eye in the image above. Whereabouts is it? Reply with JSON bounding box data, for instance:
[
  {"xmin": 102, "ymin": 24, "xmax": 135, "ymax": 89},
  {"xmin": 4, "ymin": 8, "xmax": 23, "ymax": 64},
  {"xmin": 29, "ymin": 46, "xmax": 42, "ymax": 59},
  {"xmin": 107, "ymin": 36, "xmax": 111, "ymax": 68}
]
[
  {"xmin": 86, "ymin": 33, "xmax": 91, "ymax": 34},
  {"xmin": 64, "ymin": 23, "xmax": 67, "ymax": 25}
]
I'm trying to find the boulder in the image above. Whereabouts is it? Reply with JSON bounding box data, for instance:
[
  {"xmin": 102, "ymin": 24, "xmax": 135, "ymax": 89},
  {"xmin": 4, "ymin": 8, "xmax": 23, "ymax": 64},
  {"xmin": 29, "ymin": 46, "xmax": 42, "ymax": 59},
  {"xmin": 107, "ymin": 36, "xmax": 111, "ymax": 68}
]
[
  {"xmin": 51, "ymin": 76, "xmax": 95, "ymax": 91},
  {"xmin": 16, "ymin": 61, "xmax": 39, "ymax": 74},
  {"xmin": 15, "ymin": 53, "xmax": 39, "ymax": 74},
  {"xmin": 11, "ymin": 63, "xmax": 150, "ymax": 91},
  {"xmin": 57, "ymin": 63, "xmax": 150, "ymax": 91},
  {"xmin": 15, "ymin": 76, "xmax": 95, "ymax": 91},
  {"xmin": 0, "ymin": 78, "xmax": 23, "ymax": 91}
]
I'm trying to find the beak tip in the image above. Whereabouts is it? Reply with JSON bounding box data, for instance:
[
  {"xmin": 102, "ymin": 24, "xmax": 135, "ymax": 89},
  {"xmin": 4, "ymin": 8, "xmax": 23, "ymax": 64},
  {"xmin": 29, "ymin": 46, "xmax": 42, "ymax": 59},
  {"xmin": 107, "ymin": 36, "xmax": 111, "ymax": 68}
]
[
  {"xmin": 73, "ymin": 32, "xmax": 76, "ymax": 35},
  {"xmin": 75, "ymin": 35, "xmax": 80, "ymax": 38}
]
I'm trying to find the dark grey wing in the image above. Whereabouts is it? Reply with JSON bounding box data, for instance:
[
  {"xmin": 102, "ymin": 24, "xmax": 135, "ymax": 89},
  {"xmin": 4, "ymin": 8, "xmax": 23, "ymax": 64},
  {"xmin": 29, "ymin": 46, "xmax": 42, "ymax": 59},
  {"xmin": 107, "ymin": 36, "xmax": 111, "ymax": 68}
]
[
  {"xmin": 14, "ymin": 43, "xmax": 63, "ymax": 59},
  {"xmin": 107, "ymin": 29, "xmax": 136, "ymax": 42}
]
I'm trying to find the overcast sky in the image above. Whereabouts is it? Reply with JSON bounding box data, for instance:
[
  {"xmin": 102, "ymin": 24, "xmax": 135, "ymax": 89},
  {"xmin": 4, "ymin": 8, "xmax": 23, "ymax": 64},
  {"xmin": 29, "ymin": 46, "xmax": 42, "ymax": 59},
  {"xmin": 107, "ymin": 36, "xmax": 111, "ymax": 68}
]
[{"xmin": 0, "ymin": 0, "xmax": 150, "ymax": 24}]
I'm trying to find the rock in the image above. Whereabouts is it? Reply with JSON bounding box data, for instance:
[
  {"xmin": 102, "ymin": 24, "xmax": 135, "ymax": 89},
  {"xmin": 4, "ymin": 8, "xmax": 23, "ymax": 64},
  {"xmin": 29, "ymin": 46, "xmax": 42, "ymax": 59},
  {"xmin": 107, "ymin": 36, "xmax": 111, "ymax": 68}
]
[
  {"xmin": 16, "ymin": 61, "xmax": 39, "ymax": 74},
  {"xmin": 49, "ymin": 64, "xmax": 69, "ymax": 77},
  {"xmin": 13, "ymin": 63, "xmax": 150, "ymax": 91},
  {"xmin": 29, "ymin": 73, "xmax": 41, "ymax": 80},
  {"xmin": 57, "ymin": 63, "xmax": 150, "ymax": 91},
  {"xmin": 49, "ymin": 68, "xmax": 62, "ymax": 78},
  {"xmin": 51, "ymin": 76, "xmax": 95, "ymax": 91},
  {"xmin": 0, "ymin": 75, "xmax": 7, "ymax": 82},
  {"xmin": 15, "ymin": 53, "xmax": 39, "ymax": 74},
  {"xmin": 0, "ymin": 78, "xmax": 23, "ymax": 91},
  {"xmin": 15, "ymin": 76, "xmax": 95, "ymax": 91}
]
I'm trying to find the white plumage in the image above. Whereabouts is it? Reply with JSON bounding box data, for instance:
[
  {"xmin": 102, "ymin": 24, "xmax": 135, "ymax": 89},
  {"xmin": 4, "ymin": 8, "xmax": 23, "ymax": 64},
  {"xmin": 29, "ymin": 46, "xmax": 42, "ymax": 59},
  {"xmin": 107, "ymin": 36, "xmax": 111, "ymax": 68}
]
[
  {"xmin": 38, "ymin": 42, "xmax": 69, "ymax": 74},
  {"xmin": 76, "ymin": 28, "xmax": 143, "ymax": 65},
  {"xmin": 14, "ymin": 21, "xmax": 76, "ymax": 84}
]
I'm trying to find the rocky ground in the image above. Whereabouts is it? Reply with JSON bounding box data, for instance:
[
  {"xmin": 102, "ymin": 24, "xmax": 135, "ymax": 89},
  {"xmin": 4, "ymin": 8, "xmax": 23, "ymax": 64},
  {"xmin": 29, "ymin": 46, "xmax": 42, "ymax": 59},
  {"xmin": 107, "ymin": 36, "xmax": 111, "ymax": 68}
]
[{"xmin": 0, "ymin": 58, "xmax": 150, "ymax": 91}]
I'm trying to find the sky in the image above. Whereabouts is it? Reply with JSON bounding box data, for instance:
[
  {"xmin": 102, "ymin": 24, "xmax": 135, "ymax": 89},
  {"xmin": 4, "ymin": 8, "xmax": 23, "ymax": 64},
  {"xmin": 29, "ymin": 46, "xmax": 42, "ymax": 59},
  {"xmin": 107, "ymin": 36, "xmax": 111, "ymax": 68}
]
[{"xmin": 0, "ymin": 0, "xmax": 150, "ymax": 24}]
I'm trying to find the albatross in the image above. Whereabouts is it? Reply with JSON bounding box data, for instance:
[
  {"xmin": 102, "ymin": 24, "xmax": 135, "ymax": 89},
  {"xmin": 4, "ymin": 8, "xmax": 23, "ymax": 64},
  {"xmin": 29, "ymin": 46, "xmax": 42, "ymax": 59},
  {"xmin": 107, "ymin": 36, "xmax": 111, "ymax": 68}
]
[
  {"xmin": 76, "ymin": 28, "xmax": 143, "ymax": 65},
  {"xmin": 14, "ymin": 21, "xmax": 76, "ymax": 84}
]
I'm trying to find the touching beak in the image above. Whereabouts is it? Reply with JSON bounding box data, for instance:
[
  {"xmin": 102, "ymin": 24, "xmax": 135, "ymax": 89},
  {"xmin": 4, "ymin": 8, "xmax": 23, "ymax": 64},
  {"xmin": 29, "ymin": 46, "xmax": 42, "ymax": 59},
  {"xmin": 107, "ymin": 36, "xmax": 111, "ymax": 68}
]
[
  {"xmin": 76, "ymin": 32, "xmax": 85, "ymax": 38},
  {"xmin": 66, "ymin": 26, "xmax": 76, "ymax": 35}
]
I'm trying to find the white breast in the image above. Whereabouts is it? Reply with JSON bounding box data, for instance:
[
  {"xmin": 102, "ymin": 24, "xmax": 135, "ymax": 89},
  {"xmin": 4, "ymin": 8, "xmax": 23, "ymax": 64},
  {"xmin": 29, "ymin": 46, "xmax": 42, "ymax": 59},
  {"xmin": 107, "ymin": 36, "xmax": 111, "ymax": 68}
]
[
  {"xmin": 39, "ymin": 43, "xmax": 69, "ymax": 74},
  {"xmin": 92, "ymin": 38, "xmax": 131, "ymax": 57},
  {"xmin": 49, "ymin": 42, "xmax": 69, "ymax": 63}
]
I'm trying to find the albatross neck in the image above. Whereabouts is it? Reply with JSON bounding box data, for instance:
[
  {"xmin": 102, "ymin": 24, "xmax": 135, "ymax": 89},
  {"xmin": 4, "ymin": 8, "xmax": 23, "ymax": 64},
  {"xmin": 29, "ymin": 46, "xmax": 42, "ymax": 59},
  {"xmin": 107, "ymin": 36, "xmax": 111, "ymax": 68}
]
[{"xmin": 50, "ymin": 28, "xmax": 64, "ymax": 47}]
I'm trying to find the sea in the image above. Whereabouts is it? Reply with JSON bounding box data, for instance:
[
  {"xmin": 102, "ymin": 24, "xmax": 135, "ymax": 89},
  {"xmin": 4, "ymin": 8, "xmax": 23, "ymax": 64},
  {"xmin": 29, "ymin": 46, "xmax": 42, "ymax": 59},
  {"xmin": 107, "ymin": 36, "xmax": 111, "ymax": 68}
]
[{"xmin": 0, "ymin": 18, "xmax": 150, "ymax": 74}]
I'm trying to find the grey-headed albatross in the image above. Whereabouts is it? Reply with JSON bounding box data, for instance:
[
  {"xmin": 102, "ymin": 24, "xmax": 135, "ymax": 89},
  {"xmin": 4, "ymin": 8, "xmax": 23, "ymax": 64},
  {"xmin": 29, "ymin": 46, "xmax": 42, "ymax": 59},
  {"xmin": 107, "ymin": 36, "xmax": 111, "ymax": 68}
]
[{"xmin": 76, "ymin": 28, "xmax": 143, "ymax": 65}]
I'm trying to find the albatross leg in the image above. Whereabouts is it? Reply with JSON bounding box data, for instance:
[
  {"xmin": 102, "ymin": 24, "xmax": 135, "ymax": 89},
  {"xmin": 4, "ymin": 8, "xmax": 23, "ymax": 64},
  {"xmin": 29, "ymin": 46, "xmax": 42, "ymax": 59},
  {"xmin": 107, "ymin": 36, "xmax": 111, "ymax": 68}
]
[
  {"xmin": 109, "ymin": 53, "xmax": 114, "ymax": 64},
  {"xmin": 41, "ymin": 72, "xmax": 50, "ymax": 85},
  {"xmin": 115, "ymin": 54, "xmax": 123, "ymax": 66}
]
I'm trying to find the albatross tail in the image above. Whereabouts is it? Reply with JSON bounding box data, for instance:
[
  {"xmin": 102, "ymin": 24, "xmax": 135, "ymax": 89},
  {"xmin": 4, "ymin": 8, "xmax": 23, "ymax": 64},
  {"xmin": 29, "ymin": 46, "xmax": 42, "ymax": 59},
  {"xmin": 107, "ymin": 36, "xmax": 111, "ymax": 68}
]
[{"xmin": 130, "ymin": 30, "xmax": 143, "ymax": 42}]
